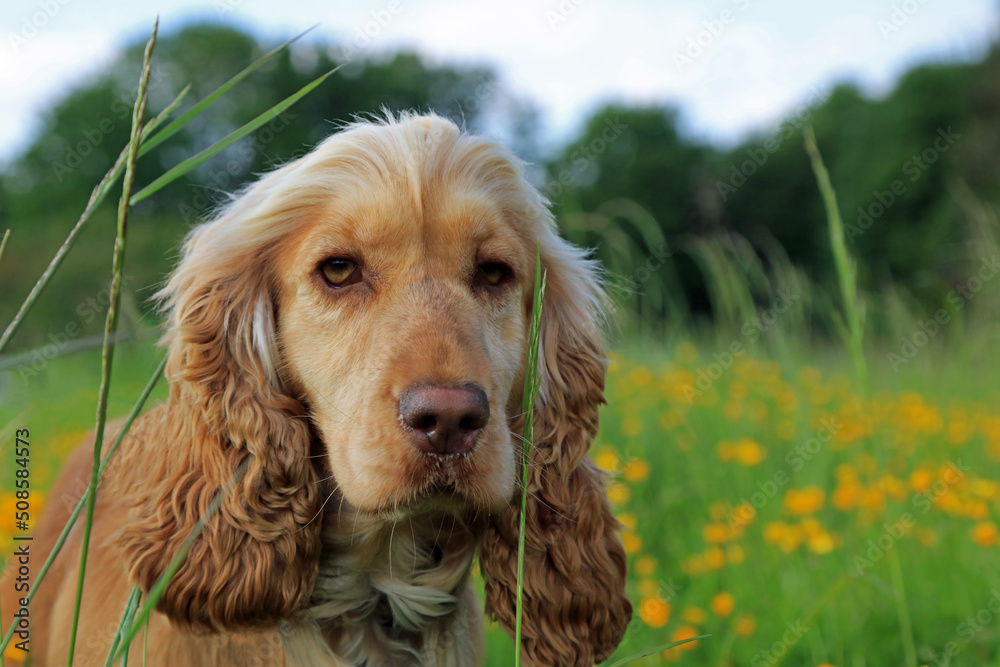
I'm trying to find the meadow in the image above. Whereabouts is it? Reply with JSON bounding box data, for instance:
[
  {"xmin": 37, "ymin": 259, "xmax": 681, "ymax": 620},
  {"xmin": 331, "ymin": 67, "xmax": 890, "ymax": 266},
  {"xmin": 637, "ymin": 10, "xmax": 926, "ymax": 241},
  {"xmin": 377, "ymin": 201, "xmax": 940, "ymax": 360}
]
[
  {"xmin": 4, "ymin": 23, "xmax": 1000, "ymax": 667},
  {"xmin": 4, "ymin": 309, "xmax": 1000, "ymax": 665}
]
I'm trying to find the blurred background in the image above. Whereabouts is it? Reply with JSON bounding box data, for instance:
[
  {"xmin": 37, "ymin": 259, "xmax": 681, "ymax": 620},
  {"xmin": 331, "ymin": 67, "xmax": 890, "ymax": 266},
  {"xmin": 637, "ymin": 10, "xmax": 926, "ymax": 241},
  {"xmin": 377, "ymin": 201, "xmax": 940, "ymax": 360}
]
[{"xmin": 3, "ymin": 1, "xmax": 1000, "ymax": 665}]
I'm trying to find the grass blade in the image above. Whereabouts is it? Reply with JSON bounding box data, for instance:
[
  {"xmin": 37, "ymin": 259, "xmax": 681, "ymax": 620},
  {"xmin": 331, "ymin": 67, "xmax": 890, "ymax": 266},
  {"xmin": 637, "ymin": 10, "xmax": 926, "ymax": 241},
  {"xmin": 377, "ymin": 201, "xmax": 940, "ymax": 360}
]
[
  {"xmin": 0, "ymin": 356, "xmax": 165, "ymax": 655},
  {"xmin": 66, "ymin": 20, "xmax": 157, "ymax": 664},
  {"xmin": 0, "ymin": 230, "xmax": 9, "ymax": 268},
  {"xmin": 803, "ymin": 126, "xmax": 868, "ymax": 390},
  {"xmin": 514, "ymin": 245, "xmax": 547, "ymax": 667},
  {"xmin": 604, "ymin": 636, "xmax": 710, "ymax": 667},
  {"xmin": 131, "ymin": 66, "xmax": 339, "ymax": 205},
  {"xmin": 103, "ymin": 586, "xmax": 141, "ymax": 667},
  {"xmin": 137, "ymin": 25, "xmax": 317, "ymax": 157},
  {"xmin": 0, "ymin": 86, "xmax": 187, "ymax": 356}
]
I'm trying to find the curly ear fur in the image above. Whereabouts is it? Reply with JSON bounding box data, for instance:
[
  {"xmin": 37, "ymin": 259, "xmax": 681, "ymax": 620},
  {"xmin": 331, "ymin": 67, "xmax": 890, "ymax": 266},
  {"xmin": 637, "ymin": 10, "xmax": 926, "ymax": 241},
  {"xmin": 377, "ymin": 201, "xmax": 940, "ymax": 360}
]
[
  {"xmin": 480, "ymin": 233, "xmax": 633, "ymax": 666},
  {"xmin": 115, "ymin": 189, "xmax": 323, "ymax": 631}
]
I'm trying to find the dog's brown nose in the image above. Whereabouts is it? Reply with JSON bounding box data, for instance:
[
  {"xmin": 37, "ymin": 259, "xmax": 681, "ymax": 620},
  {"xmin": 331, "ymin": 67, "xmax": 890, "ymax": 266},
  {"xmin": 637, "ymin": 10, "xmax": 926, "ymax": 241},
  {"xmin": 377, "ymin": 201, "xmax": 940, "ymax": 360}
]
[{"xmin": 399, "ymin": 384, "xmax": 490, "ymax": 456}]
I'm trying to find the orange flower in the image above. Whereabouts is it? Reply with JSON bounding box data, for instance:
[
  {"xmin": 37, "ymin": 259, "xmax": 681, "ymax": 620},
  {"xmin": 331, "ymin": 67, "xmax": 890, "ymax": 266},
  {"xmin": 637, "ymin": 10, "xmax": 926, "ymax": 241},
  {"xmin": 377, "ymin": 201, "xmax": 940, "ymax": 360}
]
[
  {"xmin": 623, "ymin": 459, "xmax": 650, "ymax": 482},
  {"xmin": 726, "ymin": 544, "xmax": 746, "ymax": 564},
  {"xmin": 704, "ymin": 547, "xmax": 726, "ymax": 570},
  {"xmin": 606, "ymin": 482, "xmax": 630, "ymax": 506},
  {"xmin": 662, "ymin": 625, "xmax": 701, "ymax": 660},
  {"xmin": 784, "ymin": 487, "xmax": 826, "ymax": 516},
  {"xmin": 638, "ymin": 597, "xmax": 670, "ymax": 628},
  {"xmin": 594, "ymin": 447, "xmax": 622, "ymax": 473},
  {"xmin": 972, "ymin": 521, "xmax": 998, "ymax": 547},
  {"xmin": 710, "ymin": 591, "xmax": 735, "ymax": 618},
  {"xmin": 635, "ymin": 555, "xmax": 656, "ymax": 577},
  {"xmin": 734, "ymin": 438, "xmax": 766, "ymax": 466},
  {"xmin": 682, "ymin": 606, "xmax": 707, "ymax": 625},
  {"xmin": 735, "ymin": 614, "xmax": 757, "ymax": 636},
  {"xmin": 622, "ymin": 532, "xmax": 642, "ymax": 555}
]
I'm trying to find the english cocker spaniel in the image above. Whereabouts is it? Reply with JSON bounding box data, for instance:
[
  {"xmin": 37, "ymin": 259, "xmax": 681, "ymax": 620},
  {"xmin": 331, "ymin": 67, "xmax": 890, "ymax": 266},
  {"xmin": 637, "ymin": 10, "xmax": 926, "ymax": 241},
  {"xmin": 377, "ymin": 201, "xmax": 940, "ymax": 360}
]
[{"xmin": 1, "ymin": 113, "xmax": 631, "ymax": 666}]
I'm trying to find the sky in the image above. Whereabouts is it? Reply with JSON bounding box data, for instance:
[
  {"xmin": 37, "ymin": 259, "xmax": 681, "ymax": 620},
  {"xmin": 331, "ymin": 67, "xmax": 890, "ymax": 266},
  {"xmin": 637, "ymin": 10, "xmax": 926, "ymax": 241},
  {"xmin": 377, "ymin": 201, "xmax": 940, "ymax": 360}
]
[{"xmin": 1, "ymin": 0, "xmax": 998, "ymax": 165}]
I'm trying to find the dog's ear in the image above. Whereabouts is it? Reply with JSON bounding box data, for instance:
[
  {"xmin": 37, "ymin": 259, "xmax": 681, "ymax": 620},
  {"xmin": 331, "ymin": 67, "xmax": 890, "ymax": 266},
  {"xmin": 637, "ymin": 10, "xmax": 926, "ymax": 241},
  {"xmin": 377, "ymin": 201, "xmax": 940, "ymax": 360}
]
[
  {"xmin": 480, "ymin": 231, "xmax": 633, "ymax": 665},
  {"xmin": 116, "ymin": 214, "xmax": 322, "ymax": 631}
]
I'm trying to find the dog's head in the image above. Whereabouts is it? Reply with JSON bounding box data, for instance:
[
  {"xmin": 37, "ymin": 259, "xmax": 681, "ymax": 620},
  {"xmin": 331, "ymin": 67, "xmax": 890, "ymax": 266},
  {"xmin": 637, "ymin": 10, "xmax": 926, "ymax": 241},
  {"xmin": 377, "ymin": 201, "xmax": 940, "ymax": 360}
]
[{"xmin": 119, "ymin": 114, "xmax": 630, "ymax": 664}]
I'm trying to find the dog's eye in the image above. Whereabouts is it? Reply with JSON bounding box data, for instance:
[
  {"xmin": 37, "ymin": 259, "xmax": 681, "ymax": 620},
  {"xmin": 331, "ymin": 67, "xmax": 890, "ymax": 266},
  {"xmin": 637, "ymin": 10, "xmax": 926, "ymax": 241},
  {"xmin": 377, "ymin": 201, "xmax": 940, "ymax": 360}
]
[
  {"xmin": 476, "ymin": 262, "xmax": 511, "ymax": 287},
  {"xmin": 321, "ymin": 258, "xmax": 361, "ymax": 288}
]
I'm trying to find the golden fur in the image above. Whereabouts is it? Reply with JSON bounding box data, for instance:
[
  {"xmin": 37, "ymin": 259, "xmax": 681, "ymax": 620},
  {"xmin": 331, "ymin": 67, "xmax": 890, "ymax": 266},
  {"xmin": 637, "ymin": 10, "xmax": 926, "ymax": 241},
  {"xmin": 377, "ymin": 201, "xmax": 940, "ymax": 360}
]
[{"xmin": 1, "ymin": 113, "xmax": 631, "ymax": 666}]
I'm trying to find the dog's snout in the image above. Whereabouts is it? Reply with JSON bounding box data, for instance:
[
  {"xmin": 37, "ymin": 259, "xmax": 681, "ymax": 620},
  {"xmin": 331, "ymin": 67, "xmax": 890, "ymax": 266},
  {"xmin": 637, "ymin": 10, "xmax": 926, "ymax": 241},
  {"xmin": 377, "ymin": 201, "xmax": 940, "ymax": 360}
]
[{"xmin": 399, "ymin": 384, "xmax": 490, "ymax": 456}]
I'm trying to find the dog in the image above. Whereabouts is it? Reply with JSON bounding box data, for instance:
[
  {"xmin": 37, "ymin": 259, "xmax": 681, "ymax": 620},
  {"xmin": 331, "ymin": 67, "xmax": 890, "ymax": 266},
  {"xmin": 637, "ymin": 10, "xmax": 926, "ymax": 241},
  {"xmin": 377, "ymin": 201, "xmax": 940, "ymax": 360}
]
[{"xmin": 1, "ymin": 113, "xmax": 631, "ymax": 666}]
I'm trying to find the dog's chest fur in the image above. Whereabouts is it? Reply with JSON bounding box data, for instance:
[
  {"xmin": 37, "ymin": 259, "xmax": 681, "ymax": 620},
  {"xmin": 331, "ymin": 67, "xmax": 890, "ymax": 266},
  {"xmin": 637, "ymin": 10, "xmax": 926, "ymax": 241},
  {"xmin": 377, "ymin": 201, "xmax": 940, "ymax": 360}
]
[{"xmin": 283, "ymin": 509, "xmax": 482, "ymax": 666}]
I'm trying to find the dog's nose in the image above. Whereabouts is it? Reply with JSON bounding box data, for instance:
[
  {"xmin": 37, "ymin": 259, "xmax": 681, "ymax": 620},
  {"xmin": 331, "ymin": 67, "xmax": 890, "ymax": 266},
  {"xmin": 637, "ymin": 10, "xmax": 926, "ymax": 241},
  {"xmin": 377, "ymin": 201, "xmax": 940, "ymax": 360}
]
[{"xmin": 399, "ymin": 384, "xmax": 490, "ymax": 456}]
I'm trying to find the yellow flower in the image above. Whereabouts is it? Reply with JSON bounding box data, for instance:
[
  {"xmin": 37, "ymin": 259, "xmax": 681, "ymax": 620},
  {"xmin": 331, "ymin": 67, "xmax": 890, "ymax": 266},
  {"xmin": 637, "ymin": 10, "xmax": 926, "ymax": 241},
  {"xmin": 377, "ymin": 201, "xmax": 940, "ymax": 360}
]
[
  {"xmin": 594, "ymin": 447, "xmax": 622, "ymax": 473},
  {"xmin": 972, "ymin": 521, "xmax": 998, "ymax": 547},
  {"xmin": 638, "ymin": 578, "xmax": 660, "ymax": 598},
  {"xmin": 909, "ymin": 469, "xmax": 934, "ymax": 492},
  {"xmin": 709, "ymin": 501, "xmax": 728, "ymax": 521},
  {"xmin": 799, "ymin": 366, "xmax": 822, "ymax": 386},
  {"xmin": 607, "ymin": 483, "xmax": 630, "ymax": 506},
  {"xmin": 833, "ymin": 484, "xmax": 860, "ymax": 511},
  {"xmin": 948, "ymin": 419, "xmax": 972, "ymax": 445},
  {"xmin": 703, "ymin": 522, "xmax": 733, "ymax": 544},
  {"xmin": 807, "ymin": 531, "xmax": 836, "ymax": 555},
  {"xmin": 764, "ymin": 521, "xmax": 802, "ymax": 552},
  {"xmin": 629, "ymin": 366, "xmax": 653, "ymax": 387},
  {"xmin": 617, "ymin": 513, "xmax": 638, "ymax": 530},
  {"xmin": 623, "ymin": 416, "xmax": 643, "ymax": 437},
  {"xmin": 623, "ymin": 459, "xmax": 650, "ymax": 483},
  {"xmin": 622, "ymin": 532, "xmax": 642, "ymax": 555},
  {"xmin": 682, "ymin": 555, "xmax": 706, "ymax": 576},
  {"xmin": 734, "ymin": 438, "xmax": 766, "ymax": 466},
  {"xmin": 682, "ymin": 606, "xmax": 707, "ymax": 625},
  {"xmin": 724, "ymin": 400, "xmax": 744, "ymax": 422},
  {"xmin": 735, "ymin": 614, "xmax": 757, "ymax": 636},
  {"xmin": 710, "ymin": 591, "xmax": 735, "ymax": 618},
  {"xmin": 716, "ymin": 440, "xmax": 735, "ymax": 462},
  {"xmin": 729, "ymin": 380, "xmax": 749, "ymax": 400},
  {"xmin": 700, "ymin": 547, "xmax": 723, "ymax": 570},
  {"xmin": 917, "ymin": 528, "xmax": 938, "ymax": 547},
  {"xmin": 726, "ymin": 543, "xmax": 745, "ymax": 564},
  {"xmin": 638, "ymin": 596, "xmax": 670, "ymax": 628},
  {"xmin": 970, "ymin": 478, "xmax": 998, "ymax": 500},
  {"xmin": 635, "ymin": 555, "xmax": 656, "ymax": 577},
  {"xmin": 784, "ymin": 487, "xmax": 826, "ymax": 516}
]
